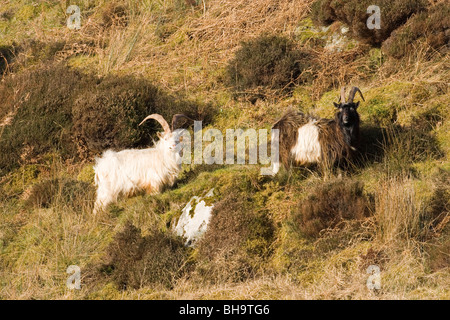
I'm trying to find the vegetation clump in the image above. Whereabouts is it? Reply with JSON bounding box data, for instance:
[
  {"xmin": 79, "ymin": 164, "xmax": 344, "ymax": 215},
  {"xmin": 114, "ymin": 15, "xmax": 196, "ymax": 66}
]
[
  {"xmin": 25, "ymin": 178, "xmax": 95, "ymax": 210},
  {"xmin": 382, "ymin": 3, "xmax": 450, "ymax": 58},
  {"xmin": 0, "ymin": 63, "xmax": 211, "ymax": 173},
  {"xmin": 0, "ymin": 63, "xmax": 93, "ymax": 174},
  {"xmin": 311, "ymin": 0, "xmax": 427, "ymax": 45},
  {"xmin": 99, "ymin": 221, "xmax": 189, "ymax": 290},
  {"xmin": 226, "ymin": 34, "xmax": 314, "ymax": 99},
  {"xmin": 293, "ymin": 179, "xmax": 372, "ymax": 238},
  {"xmin": 195, "ymin": 193, "xmax": 274, "ymax": 283}
]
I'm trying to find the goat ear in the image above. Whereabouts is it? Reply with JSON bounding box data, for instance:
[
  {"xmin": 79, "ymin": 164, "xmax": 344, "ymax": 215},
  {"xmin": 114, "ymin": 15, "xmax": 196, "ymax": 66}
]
[
  {"xmin": 333, "ymin": 102, "xmax": 340, "ymax": 108},
  {"xmin": 354, "ymin": 101, "xmax": 360, "ymax": 109}
]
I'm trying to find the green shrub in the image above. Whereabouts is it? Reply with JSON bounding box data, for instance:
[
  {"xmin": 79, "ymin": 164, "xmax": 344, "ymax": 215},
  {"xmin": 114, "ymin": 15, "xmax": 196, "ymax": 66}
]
[
  {"xmin": 72, "ymin": 75, "xmax": 157, "ymax": 154},
  {"xmin": 226, "ymin": 34, "xmax": 314, "ymax": 98},
  {"xmin": 0, "ymin": 44, "xmax": 16, "ymax": 75},
  {"xmin": 382, "ymin": 3, "xmax": 450, "ymax": 58},
  {"xmin": 0, "ymin": 63, "xmax": 94, "ymax": 175},
  {"xmin": 99, "ymin": 221, "xmax": 189, "ymax": 290},
  {"xmin": 195, "ymin": 193, "xmax": 274, "ymax": 283},
  {"xmin": 292, "ymin": 179, "xmax": 372, "ymax": 238},
  {"xmin": 311, "ymin": 0, "xmax": 427, "ymax": 45}
]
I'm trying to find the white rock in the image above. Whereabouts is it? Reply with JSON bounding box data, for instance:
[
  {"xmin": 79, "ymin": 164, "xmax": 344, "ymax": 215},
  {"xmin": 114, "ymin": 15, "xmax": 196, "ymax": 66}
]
[{"xmin": 174, "ymin": 188, "xmax": 215, "ymax": 246}]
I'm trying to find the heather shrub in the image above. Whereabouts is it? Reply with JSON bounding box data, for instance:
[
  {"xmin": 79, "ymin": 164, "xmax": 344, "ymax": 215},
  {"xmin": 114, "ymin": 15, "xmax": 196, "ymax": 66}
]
[
  {"xmin": 195, "ymin": 193, "xmax": 274, "ymax": 283},
  {"xmin": 0, "ymin": 63, "xmax": 212, "ymax": 173},
  {"xmin": 0, "ymin": 63, "xmax": 94, "ymax": 175},
  {"xmin": 293, "ymin": 179, "xmax": 372, "ymax": 238},
  {"xmin": 99, "ymin": 221, "xmax": 189, "ymax": 290},
  {"xmin": 382, "ymin": 3, "xmax": 450, "ymax": 58},
  {"xmin": 71, "ymin": 75, "xmax": 157, "ymax": 154},
  {"xmin": 98, "ymin": 1, "xmax": 128, "ymax": 29},
  {"xmin": 72, "ymin": 74, "xmax": 207, "ymax": 155},
  {"xmin": 0, "ymin": 44, "xmax": 16, "ymax": 75},
  {"xmin": 311, "ymin": 0, "xmax": 427, "ymax": 45},
  {"xmin": 226, "ymin": 34, "xmax": 314, "ymax": 98}
]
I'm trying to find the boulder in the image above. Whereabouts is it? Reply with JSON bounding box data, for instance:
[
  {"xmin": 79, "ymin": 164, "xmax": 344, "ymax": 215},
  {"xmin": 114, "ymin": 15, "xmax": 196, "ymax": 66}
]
[{"xmin": 174, "ymin": 188, "xmax": 215, "ymax": 246}]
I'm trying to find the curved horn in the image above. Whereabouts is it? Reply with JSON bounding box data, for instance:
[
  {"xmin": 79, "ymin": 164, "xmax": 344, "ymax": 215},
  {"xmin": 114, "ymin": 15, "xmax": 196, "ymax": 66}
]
[
  {"xmin": 171, "ymin": 114, "xmax": 195, "ymax": 131},
  {"xmin": 340, "ymin": 86, "xmax": 346, "ymax": 103},
  {"xmin": 347, "ymin": 86, "xmax": 365, "ymax": 103},
  {"xmin": 139, "ymin": 114, "xmax": 171, "ymax": 134}
]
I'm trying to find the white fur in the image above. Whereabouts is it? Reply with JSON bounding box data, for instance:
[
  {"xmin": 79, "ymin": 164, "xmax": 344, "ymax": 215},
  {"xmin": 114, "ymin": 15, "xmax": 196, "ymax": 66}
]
[
  {"xmin": 290, "ymin": 121, "xmax": 322, "ymax": 165},
  {"xmin": 93, "ymin": 133, "xmax": 181, "ymax": 213},
  {"xmin": 270, "ymin": 129, "xmax": 281, "ymax": 175},
  {"xmin": 270, "ymin": 160, "xmax": 281, "ymax": 176}
]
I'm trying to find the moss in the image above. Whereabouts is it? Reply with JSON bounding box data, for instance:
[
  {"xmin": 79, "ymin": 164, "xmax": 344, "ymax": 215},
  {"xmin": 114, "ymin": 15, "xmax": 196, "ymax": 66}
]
[
  {"xmin": 290, "ymin": 86, "xmax": 315, "ymax": 112},
  {"xmin": 77, "ymin": 165, "xmax": 95, "ymax": 184},
  {"xmin": 188, "ymin": 198, "xmax": 199, "ymax": 218},
  {"xmin": 15, "ymin": 4, "xmax": 38, "ymax": 21},
  {"xmin": 86, "ymin": 282, "xmax": 121, "ymax": 300},
  {"xmin": 360, "ymin": 82, "xmax": 412, "ymax": 126},
  {"xmin": 313, "ymin": 88, "xmax": 340, "ymax": 119},
  {"xmin": 2, "ymin": 165, "xmax": 40, "ymax": 196},
  {"xmin": 367, "ymin": 48, "xmax": 384, "ymax": 71},
  {"xmin": 294, "ymin": 18, "xmax": 328, "ymax": 47}
]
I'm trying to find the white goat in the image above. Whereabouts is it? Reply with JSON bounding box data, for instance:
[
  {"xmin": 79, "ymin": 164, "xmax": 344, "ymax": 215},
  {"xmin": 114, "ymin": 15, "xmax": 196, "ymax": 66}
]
[{"xmin": 93, "ymin": 113, "xmax": 191, "ymax": 213}]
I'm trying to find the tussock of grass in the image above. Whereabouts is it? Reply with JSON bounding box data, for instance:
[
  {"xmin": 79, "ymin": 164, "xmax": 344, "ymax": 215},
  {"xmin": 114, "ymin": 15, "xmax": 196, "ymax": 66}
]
[
  {"xmin": 94, "ymin": 221, "xmax": 189, "ymax": 290},
  {"xmin": 292, "ymin": 179, "xmax": 372, "ymax": 238}
]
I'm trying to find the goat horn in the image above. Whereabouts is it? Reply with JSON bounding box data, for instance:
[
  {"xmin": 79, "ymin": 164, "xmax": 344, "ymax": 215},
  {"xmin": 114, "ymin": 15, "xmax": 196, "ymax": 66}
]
[
  {"xmin": 347, "ymin": 86, "xmax": 365, "ymax": 103},
  {"xmin": 171, "ymin": 114, "xmax": 195, "ymax": 131},
  {"xmin": 139, "ymin": 114, "xmax": 171, "ymax": 134},
  {"xmin": 340, "ymin": 86, "xmax": 346, "ymax": 103}
]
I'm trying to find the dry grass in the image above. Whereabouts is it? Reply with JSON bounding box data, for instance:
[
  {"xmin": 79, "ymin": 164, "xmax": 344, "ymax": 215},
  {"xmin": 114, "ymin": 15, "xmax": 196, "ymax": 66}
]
[
  {"xmin": 374, "ymin": 177, "xmax": 424, "ymax": 244},
  {"xmin": 310, "ymin": 44, "xmax": 371, "ymax": 99}
]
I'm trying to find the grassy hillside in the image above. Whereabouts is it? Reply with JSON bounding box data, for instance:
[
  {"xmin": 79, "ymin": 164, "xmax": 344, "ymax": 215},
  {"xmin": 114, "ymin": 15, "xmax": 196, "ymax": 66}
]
[{"xmin": 0, "ymin": 0, "xmax": 449, "ymax": 299}]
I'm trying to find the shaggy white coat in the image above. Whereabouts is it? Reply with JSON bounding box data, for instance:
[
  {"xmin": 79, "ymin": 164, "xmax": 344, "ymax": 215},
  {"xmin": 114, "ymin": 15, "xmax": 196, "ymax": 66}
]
[
  {"xmin": 93, "ymin": 134, "xmax": 181, "ymax": 213},
  {"xmin": 290, "ymin": 121, "xmax": 322, "ymax": 165}
]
